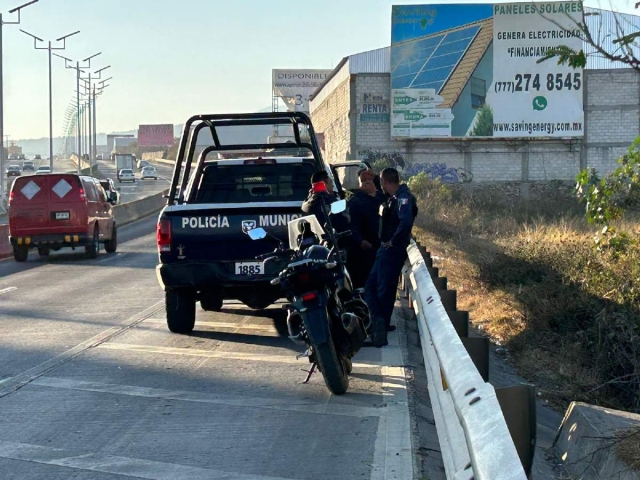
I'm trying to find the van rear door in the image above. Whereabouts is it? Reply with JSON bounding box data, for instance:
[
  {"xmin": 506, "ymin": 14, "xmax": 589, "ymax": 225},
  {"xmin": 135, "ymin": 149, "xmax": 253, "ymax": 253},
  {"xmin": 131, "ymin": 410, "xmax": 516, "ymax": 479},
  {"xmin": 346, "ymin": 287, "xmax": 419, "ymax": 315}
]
[{"xmin": 9, "ymin": 174, "xmax": 88, "ymax": 236}]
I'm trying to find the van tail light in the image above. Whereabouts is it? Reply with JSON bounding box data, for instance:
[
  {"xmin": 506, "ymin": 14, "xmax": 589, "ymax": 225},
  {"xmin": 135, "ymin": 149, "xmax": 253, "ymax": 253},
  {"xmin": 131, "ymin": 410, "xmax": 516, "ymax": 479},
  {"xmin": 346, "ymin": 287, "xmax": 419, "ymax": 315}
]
[
  {"xmin": 157, "ymin": 217, "xmax": 172, "ymax": 253},
  {"xmin": 79, "ymin": 188, "xmax": 85, "ymax": 200},
  {"xmin": 8, "ymin": 191, "xmax": 14, "ymax": 206}
]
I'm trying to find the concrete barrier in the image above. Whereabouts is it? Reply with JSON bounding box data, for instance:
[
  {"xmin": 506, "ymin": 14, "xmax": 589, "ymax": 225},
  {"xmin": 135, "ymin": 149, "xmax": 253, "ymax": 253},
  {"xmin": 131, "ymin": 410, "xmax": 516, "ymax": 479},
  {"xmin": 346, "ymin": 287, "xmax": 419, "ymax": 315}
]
[
  {"xmin": 0, "ymin": 190, "xmax": 168, "ymax": 260},
  {"xmin": 0, "ymin": 224, "xmax": 10, "ymax": 258},
  {"xmin": 554, "ymin": 402, "xmax": 640, "ymax": 479},
  {"xmin": 69, "ymin": 155, "xmax": 98, "ymax": 175},
  {"xmin": 113, "ymin": 189, "xmax": 168, "ymax": 227},
  {"xmin": 148, "ymin": 158, "xmax": 176, "ymax": 166}
]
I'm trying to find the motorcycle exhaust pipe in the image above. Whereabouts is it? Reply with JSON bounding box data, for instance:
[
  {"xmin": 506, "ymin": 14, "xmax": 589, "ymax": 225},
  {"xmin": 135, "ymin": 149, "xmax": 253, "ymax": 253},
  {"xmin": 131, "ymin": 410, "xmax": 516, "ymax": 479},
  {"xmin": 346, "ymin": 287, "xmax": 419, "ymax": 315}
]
[
  {"xmin": 287, "ymin": 310, "xmax": 307, "ymax": 347},
  {"xmin": 341, "ymin": 312, "xmax": 359, "ymax": 334}
]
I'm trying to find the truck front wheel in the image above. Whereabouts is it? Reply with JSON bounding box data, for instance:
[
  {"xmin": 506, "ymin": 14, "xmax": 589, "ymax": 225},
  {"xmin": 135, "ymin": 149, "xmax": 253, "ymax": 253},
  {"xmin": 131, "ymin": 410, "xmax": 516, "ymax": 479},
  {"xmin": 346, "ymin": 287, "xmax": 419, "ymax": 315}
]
[{"xmin": 166, "ymin": 289, "xmax": 196, "ymax": 334}]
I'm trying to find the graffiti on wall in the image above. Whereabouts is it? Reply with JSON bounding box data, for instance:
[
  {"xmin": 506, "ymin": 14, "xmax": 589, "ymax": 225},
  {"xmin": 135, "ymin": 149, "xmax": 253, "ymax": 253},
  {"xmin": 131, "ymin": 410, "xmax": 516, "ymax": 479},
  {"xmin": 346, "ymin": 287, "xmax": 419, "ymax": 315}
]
[
  {"xmin": 358, "ymin": 149, "xmax": 406, "ymax": 169},
  {"xmin": 403, "ymin": 163, "xmax": 473, "ymax": 183},
  {"xmin": 358, "ymin": 148, "xmax": 472, "ymax": 184}
]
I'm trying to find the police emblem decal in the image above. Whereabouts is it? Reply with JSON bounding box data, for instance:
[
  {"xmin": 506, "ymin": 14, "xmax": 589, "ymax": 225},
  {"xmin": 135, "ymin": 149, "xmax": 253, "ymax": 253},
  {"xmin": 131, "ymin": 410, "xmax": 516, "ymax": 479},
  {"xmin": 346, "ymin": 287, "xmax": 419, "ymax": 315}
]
[{"xmin": 241, "ymin": 220, "xmax": 257, "ymax": 234}]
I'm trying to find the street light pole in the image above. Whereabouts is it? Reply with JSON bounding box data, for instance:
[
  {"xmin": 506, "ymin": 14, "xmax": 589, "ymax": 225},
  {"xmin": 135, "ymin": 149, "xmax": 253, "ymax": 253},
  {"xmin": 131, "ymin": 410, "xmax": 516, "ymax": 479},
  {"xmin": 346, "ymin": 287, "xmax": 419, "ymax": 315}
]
[
  {"xmin": 54, "ymin": 52, "xmax": 102, "ymax": 175},
  {"xmin": 20, "ymin": 29, "xmax": 79, "ymax": 171},
  {"xmin": 0, "ymin": 0, "xmax": 39, "ymax": 207}
]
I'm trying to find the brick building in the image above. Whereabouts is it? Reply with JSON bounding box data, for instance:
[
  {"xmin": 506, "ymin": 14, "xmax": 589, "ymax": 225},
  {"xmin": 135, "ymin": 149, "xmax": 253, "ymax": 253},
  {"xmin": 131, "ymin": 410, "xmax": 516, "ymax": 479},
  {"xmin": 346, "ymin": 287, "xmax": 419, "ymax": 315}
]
[{"xmin": 309, "ymin": 12, "xmax": 640, "ymax": 191}]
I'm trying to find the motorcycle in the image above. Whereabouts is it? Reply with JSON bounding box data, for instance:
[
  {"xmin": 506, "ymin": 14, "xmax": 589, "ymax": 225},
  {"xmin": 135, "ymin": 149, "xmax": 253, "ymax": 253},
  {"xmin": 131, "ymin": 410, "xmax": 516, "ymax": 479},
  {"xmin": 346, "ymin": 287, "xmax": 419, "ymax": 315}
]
[{"xmin": 248, "ymin": 185, "xmax": 370, "ymax": 394}]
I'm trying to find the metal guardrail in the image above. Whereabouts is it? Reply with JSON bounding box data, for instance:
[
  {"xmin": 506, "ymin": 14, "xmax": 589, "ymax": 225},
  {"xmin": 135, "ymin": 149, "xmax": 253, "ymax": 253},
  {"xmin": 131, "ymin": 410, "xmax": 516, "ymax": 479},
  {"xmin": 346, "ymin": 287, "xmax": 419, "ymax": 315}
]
[{"xmin": 402, "ymin": 240, "xmax": 527, "ymax": 480}]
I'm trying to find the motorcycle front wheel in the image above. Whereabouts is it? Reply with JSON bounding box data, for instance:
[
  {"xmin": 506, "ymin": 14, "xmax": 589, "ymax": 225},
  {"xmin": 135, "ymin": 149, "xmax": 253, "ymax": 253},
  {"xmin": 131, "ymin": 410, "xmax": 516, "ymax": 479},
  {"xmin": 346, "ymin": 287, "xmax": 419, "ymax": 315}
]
[{"xmin": 315, "ymin": 338, "xmax": 349, "ymax": 395}]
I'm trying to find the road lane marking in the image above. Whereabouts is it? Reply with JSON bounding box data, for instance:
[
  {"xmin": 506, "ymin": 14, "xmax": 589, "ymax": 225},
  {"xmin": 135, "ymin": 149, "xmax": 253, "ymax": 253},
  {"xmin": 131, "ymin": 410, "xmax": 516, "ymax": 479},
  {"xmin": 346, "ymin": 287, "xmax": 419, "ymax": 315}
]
[
  {"xmin": 32, "ymin": 376, "xmax": 393, "ymax": 419},
  {"xmin": 97, "ymin": 342, "xmax": 388, "ymax": 369},
  {"xmin": 370, "ymin": 308, "xmax": 414, "ymax": 480},
  {"xmin": 0, "ymin": 441, "xmax": 296, "ymax": 480},
  {"xmin": 0, "ymin": 287, "xmax": 17, "ymax": 295},
  {"xmin": 144, "ymin": 318, "xmax": 279, "ymax": 333},
  {"xmin": 0, "ymin": 301, "xmax": 164, "ymax": 399}
]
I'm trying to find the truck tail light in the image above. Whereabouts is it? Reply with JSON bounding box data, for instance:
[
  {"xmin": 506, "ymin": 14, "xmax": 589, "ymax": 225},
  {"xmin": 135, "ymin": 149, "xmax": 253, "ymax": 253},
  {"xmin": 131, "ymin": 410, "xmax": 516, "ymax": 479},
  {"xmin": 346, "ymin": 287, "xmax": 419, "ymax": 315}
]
[
  {"xmin": 312, "ymin": 181, "xmax": 326, "ymax": 194},
  {"xmin": 8, "ymin": 191, "xmax": 14, "ymax": 206},
  {"xmin": 79, "ymin": 188, "xmax": 85, "ymax": 200},
  {"xmin": 157, "ymin": 217, "xmax": 172, "ymax": 253}
]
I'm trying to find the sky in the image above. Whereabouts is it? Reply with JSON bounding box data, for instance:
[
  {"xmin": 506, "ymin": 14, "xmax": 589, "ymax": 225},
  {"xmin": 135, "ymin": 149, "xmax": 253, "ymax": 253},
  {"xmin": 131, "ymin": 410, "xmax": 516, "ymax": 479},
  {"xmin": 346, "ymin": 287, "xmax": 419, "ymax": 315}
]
[{"xmin": 2, "ymin": 0, "xmax": 638, "ymax": 141}]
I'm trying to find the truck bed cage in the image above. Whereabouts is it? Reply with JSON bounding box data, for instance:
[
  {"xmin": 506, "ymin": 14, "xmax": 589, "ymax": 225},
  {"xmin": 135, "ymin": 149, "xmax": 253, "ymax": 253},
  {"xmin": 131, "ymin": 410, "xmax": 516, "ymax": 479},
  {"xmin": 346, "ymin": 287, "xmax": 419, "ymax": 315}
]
[{"xmin": 168, "ymin": 112, "xmax": 324, "ymax": 206}]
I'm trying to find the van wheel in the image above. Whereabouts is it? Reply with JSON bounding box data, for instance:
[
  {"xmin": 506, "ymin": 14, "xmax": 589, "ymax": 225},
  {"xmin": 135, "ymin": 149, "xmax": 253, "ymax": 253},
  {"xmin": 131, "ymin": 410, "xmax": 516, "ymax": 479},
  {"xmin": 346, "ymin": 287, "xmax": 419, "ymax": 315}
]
[
  {"xmin": 104, "ymin": 224, "xmax": 118, "ymax": 253},
  {"xmin": 85, "ymin": 227, "xmax": 100, "ymax": 258},
  {"xmin": 37, "ymin": 247, "xmax": 50, "ymax": 257},
  {"xmin": 13, "ymin": 246, "xmax": 28, "ymax": 262},
  {"xmin": 166, "ymin": 289, "xmax": 196, "ymax": 333}
]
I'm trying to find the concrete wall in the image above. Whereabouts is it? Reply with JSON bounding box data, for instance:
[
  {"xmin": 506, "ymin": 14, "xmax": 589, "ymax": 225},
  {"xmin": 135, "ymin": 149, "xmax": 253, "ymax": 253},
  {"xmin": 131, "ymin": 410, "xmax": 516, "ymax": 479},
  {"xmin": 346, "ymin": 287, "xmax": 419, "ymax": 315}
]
[
  {"xmin": 311, "ymin": 69, "xmax": 640, "ymax": 188},
  {"xmin": 308, "ymin": 77, "xmax": 353, "ymax": 164}
]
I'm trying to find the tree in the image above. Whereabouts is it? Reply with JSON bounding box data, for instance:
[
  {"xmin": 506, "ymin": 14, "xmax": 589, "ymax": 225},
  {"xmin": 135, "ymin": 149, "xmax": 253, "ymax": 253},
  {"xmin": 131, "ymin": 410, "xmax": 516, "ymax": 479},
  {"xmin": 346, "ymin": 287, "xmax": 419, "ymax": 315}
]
[
  {"xmin": 470, "ymin": 104, "xmax": 493, "ymax": 137},
  {"xmin": 537, "ymin": 1, "xmax": 640, "ymax": 71}
]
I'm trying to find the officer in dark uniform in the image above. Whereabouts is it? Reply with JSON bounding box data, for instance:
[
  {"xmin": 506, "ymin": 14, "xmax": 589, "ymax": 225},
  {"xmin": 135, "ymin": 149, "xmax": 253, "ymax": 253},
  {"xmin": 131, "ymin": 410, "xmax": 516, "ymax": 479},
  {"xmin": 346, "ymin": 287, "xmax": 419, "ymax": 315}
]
[
  {"xmin": 348, "ymin": 169, "xmax": 386, "ymax": 289},
  {"xmin": 365, "ymin": 167, "xmax": 417, "ymax": 347}
]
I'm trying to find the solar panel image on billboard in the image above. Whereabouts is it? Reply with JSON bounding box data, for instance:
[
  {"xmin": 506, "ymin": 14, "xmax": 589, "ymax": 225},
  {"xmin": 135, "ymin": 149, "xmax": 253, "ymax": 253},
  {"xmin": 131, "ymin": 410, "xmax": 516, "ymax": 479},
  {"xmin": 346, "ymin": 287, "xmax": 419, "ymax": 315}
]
[{"xmin": 391, "ymin": 24, "xmax": 481, "ymax": 91}]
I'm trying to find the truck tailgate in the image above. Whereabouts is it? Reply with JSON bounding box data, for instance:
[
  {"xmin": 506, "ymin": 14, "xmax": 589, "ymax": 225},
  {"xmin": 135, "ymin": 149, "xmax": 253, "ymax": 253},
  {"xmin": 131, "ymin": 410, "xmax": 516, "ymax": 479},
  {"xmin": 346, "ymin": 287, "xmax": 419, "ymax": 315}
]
[{"xmin": 162, "ymin": 203, "xmax": 303, "ymax": 264}]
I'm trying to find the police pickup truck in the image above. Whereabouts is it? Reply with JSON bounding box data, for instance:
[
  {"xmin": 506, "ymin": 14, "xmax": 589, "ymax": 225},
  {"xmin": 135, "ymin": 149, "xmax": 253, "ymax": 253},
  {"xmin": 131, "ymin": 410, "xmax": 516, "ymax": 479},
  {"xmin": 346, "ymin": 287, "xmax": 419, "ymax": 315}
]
[{"xmin": 156, "ymin": 113, "xmax": 364, "ymax": 334}]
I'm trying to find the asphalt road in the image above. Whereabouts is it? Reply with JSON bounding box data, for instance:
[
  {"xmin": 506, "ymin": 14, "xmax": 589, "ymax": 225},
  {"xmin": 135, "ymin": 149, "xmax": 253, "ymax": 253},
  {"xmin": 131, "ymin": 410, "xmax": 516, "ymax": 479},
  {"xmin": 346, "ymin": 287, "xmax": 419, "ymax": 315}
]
[{"xmin": 0, "ymin": 215, "xmax": 413, "ymax": 480}]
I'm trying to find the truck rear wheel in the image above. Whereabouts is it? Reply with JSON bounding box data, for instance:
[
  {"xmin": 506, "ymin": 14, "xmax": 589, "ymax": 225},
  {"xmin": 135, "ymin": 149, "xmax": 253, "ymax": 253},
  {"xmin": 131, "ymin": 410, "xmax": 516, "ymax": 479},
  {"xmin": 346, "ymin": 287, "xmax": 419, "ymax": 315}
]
[
  {"xmin": 13, "ymin": 246, "xmax": 28, "ymax": 262},
  {"xmin": 166, "ymin": 289, "xmax": 196, "ymax": 334}
]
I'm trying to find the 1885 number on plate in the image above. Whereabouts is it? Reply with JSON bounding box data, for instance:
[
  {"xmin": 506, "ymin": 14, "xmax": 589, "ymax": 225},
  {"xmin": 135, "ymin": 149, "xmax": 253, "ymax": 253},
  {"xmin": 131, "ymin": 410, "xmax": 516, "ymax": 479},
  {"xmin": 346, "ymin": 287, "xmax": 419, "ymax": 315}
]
[{"xmin": 235, "ymin": 262, "xmax": 263, "ymax": 275}]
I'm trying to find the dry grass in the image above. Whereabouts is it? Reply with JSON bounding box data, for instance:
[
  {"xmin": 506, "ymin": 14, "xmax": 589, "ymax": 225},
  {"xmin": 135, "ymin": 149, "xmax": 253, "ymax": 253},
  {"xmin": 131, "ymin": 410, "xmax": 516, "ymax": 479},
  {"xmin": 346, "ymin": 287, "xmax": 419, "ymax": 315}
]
[
  {"xmin": 409, "ymin": 175, "xmax": 640, "ymax": 412},
  {"xmin": 616, "ymin": 427, "xmax": 640, "ymax": 472}
]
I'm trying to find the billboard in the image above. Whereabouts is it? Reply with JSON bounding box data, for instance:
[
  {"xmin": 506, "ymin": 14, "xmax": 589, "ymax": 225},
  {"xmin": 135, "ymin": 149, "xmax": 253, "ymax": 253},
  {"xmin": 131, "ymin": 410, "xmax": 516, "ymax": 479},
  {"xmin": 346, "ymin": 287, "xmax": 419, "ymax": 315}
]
[
  {"xmin": 272, "ymin": 69, "xmax": 333, "ymax": 113},
  {"xmin": 138, "ymin": 124, "xmax": 174, "ymax": 147},
  {"xmin": 390, "ymin": 2, "xmax": 584, "ymax": 138}
]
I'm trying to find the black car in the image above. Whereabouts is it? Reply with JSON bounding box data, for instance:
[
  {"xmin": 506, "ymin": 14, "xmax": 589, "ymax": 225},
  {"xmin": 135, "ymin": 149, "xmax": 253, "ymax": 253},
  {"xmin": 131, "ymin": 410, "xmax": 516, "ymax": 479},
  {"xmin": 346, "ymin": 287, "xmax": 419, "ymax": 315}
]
[{"xmin": 6, "ymin": 165, "xmax": 21, "ymax": 177}]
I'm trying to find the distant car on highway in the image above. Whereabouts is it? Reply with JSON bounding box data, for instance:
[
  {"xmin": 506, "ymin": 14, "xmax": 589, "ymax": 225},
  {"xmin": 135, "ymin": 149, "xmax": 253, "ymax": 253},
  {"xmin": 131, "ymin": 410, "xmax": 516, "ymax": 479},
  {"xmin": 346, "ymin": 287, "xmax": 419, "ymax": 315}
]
[
  {"xmin": 6, "ymin": 165, "xmax": 21, "ymax": 177},
  {"xmin": 8, "ymin": 173, "xmax": 118, "ymax": 261},
  {"xmin": 8, "ymin": 153, "xmax": 19, "ymax": 161},
  {"xmin": 99, "ymin": 178, "xmax": 121, "ymax": 204},
  {"xmin": 140, "ymin": 166, "xmax": 158, "ymax": 180},
  {"xmin": 22, "ymin": 161, "xmax": 35, "ymax": 172},
  {"xmin": 34, "ymin": 154, "xmax": 42, "ymax": 160},
  {"xmin": 137, "ymin": 160, "xmax": 150, "ymax": 170},
  {"xmin": 36, "ymin": 165, "xmax": 52, "ymax": 175},
  {"xmin": 118, "ymin": 169, "xmax": 136, "ymax": 183},
  {"xmin": 18, "ymin": 154, "xmax": 25, "ymax": 161}
]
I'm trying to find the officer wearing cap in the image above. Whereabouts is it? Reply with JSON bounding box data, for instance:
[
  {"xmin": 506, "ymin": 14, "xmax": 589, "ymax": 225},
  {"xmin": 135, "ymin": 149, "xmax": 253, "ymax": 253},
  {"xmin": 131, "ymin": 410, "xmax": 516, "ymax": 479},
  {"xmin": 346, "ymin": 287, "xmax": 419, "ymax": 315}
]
[{"xmin": 365, "ymin": 167, "xmax": 417, "ymax": 347}]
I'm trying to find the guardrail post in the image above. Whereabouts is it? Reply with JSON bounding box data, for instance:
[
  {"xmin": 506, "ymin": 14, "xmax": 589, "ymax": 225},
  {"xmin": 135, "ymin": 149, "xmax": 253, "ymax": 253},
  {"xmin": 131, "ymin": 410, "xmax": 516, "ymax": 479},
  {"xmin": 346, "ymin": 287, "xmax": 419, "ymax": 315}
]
[
  {"xmin": 496, "ymin": 385, "xmax": 537, "ymax": 477},
  {"xmin": 448, "ymin": 311, "xmax": 470, "ymax": 338},
  {"xmin": 461, "ymin": 337, "xmax": 490, "ymax": 382},
  {"xmin": 439, "ymin": 290, "xmax": 457, "ymax": 312},
  {"xmin": 432, "ymin": 276, "xmax": 447, "ymax": 291}
]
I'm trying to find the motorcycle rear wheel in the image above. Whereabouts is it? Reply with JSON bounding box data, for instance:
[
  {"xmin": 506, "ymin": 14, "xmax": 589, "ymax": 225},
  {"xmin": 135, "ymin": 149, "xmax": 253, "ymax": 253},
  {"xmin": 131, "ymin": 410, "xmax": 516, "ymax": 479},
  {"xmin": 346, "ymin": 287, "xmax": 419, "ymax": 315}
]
[{"xmin": 315, "ymin": 339, "xmax": 349, "ymax": 395}]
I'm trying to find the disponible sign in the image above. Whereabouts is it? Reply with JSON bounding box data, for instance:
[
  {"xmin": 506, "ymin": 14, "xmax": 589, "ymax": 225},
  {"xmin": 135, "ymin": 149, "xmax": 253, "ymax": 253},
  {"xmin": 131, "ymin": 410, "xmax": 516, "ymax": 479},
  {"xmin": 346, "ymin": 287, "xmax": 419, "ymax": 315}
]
[
  {"xmin": 492, "ymin": 2, "xmax": 584, "ymax": 137},
  {"xmin": 390, "ymin": 2, "xmax": 585, "ymax": 138},
  {"xmin": 138, "ymin": 124, "xmax": 174, "ymax": 147},
  {"xmin": 272, "ymin": 69, "xmax": 332, "ymax": 113}
]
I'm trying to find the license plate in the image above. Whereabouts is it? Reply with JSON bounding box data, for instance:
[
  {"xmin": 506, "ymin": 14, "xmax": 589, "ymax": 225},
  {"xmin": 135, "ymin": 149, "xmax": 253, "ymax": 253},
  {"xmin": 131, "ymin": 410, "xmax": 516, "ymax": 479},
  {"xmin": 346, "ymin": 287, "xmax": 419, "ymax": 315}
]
[
  {"xmin": 54, "ymin": 211, "xmax": 70, "ymax": 220},
  {"xmin": 235, "ymin": 262, "xmax": 264, "ymax": 275}
]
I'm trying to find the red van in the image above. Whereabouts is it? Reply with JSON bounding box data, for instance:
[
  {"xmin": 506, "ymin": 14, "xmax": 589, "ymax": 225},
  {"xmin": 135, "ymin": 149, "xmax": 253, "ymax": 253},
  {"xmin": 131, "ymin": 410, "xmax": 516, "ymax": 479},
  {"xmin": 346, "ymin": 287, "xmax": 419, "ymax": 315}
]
[{"xmin": 8, "ymin": 174, "xmax": 118, "ymax": 262}]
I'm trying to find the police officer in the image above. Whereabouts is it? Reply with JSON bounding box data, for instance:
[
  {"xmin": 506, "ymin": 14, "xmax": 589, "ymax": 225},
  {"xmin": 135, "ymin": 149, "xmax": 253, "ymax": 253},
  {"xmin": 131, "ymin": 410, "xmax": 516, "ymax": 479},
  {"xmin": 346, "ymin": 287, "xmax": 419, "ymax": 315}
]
[
  {"xmin": 365, "ymin": 167, "xmax": 417, "ymax": 347},
  {"xmin": 348, "ymin": 169, "xmax": 386, "ymax": 289},
  {"xmin": 301, "ymin": 170, "xmax": 348, "ymax": 234}
]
